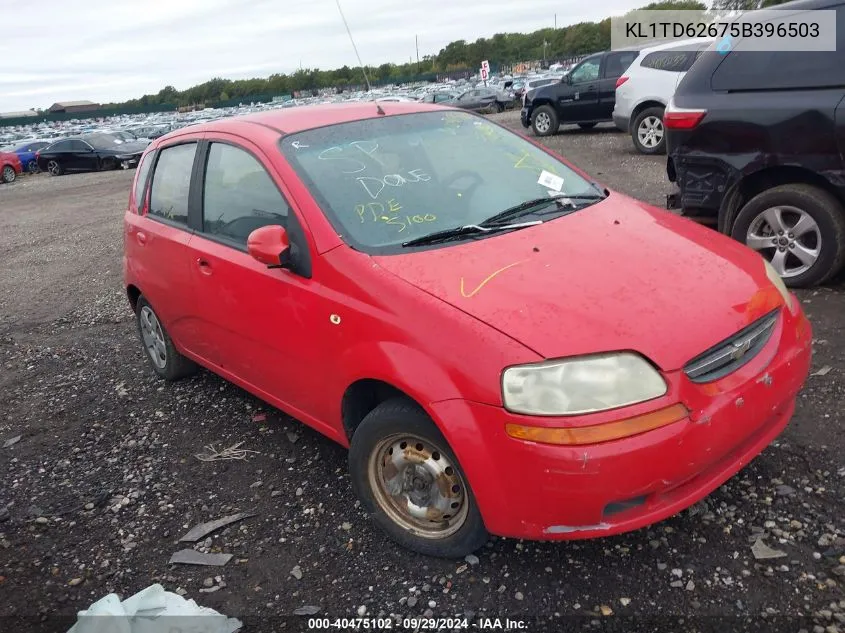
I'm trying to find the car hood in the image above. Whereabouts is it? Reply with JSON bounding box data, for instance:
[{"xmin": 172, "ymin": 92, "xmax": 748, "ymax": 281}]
[{"xmin": 372, "ymin": 194, "xmax": 784, "ymax": 371}]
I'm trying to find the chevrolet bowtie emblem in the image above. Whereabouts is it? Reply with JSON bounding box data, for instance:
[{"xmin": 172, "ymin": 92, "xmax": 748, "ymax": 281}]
[{"xmin": 730, "ymin": 339, "xmax": 753, "ymax": 361}]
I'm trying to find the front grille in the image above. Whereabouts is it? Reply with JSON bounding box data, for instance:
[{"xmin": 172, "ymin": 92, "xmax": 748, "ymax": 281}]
[{"xmin": 683, "ymin": 310, "xmax": 779, "ymax": 383}]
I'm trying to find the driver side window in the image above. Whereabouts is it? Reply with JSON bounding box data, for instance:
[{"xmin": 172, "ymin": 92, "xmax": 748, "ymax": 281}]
[
  {"xmin": 202, "ymin": 143, "xmax": 289, "ymax": 246},
  {"xmin": 569, "ymin": 57, "xmax": 600, "ymax": 84}
]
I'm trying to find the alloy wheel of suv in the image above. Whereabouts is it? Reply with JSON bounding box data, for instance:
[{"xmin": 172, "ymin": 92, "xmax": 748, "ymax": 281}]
[
  {"xmin": 731, "ymin": 184, "xmax": 845, "ymax": 287},
  {"xmin": 632, "ymin": 107, "xmax": 666, "ymax": 155},
  {"xmin": 531, "ymin": 105, "xmax": 559, "ymax": 137}
]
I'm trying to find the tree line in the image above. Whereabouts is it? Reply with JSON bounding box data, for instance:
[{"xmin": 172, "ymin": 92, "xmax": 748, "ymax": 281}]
[{"xmin": 106, "ymin": 0, "xmax": 788, "ymax": 109}]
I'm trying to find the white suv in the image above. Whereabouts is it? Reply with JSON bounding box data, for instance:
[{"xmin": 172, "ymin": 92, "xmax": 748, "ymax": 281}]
[{"xmin": 613, "ymin": 38, "xmax": 712, "ymax": 155}]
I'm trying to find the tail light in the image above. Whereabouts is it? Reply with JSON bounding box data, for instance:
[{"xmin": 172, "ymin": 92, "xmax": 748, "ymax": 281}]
[
  {"xmin": 35, "ymin": 151, "xmax": 40, "ymax": 160},
  {"xmin": 615, "ymin": 76, "xmax": 629, "ymax": 89},
  {"xmin": 663, "ymin": 98, "xmax": 707, "ymax": 130}
]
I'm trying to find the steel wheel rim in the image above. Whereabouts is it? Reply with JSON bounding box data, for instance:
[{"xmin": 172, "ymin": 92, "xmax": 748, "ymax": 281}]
[
  {"xmin": 47, "ymin": 161, "xmax": 60, "ymax": 175},
  {"xmin": 637, "ymin": 116, "xmax": 664, "ymax": 148},
  {"xmin": 535, "ymin": 112, "xmax": 550, "ymax": 133},
  {"xmin": 368, "ymin": 433, "xmax": 468, "ymax": 539},
  {"xmin": 2, "ymin": 166, "xmax": 14, "ymax": 182},
  {"xmin": 746, "ymin": 205, "xmax": 821, "ymax": 278},
  {"xmin": 139, "ymin": 306, "xmax": 167, "ymax": 369}
]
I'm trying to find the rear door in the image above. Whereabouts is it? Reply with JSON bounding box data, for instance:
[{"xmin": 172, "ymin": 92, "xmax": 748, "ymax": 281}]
[
  {"xmin": 599, "ymin": 51, "xmax": 639, "ymax": 118},
  {"xmin": 129, "ymin": 140, "xmax": 204, "ymax": 358},
  {"xmin": 71, "ymin": 140, "xmax": 98, "ymax": 170}
]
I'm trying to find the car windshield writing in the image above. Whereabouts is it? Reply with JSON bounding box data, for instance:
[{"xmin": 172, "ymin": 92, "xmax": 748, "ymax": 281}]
[{"xmin": 280, "ymin": 111, "xmax": 595, "ymax": 253}]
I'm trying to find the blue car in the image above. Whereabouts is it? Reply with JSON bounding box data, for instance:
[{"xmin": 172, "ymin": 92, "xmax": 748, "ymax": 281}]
[{"xmin": 6, "ymin": 140, "xmax": 52, "ymax": 172}]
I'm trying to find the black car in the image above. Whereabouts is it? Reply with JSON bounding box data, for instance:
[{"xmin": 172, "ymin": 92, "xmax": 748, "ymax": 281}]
[
  {"xmin": 37, "ymin": 133, "xmax": 147, "ymax": 176},
  {"xmin": 521, "ymin": 49, "xmax": 641, "ymax": 136},
  {"xmin": 451, "ymin": 87, "xmax": 511, "ymax": 113},
  {"xmin": 666, "ymin": 0, "xmax": 845, "ymax": 287}
]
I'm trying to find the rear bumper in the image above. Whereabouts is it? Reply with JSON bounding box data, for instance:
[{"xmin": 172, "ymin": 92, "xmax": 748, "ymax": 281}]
[
  {"xmin": 430, "ymin": 307, "xmax": 812, "ymax": 541},
  {"xmin": 613, "ymin": 113, "xmax": 630, "ymax": 132}
]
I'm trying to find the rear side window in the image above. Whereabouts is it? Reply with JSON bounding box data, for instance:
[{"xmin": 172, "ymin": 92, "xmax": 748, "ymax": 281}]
[
  {"xmin": 712, "ymin": 7, "xmax": 845, "ymax": 90},
  {"xmin": 49, "ymin": 140, "xmax": 72, "ymax": 152},
  {"xmin": 133, "ymin": 151, "xmax": 155, "ymax": 211},
  {"xmin": 641, "ymin": 50, "xmax": 697, "ymax": 72},
  {"xmin": 201, "ymin": 143, "xmax": 289, "ymax": 245},
  {"xmin": 603, "ymin": 51, "xmax": 639, "ymax": 78},
  {"xmin": 148, "ymin": 143, "xmax": 197, "ymax": 225}
]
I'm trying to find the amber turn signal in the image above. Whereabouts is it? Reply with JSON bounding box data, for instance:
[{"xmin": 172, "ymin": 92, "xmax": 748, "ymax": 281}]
[{"xmin": 505, "ymin": 403, "xmax": 689, "ymax": 446}]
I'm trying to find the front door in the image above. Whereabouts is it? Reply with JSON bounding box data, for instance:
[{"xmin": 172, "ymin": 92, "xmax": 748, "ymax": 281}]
[
  {"xmin": 184, "ymin": 137, "xmax": 330, "ymax": 425},
  {"xmin": 559, "ymin": 55, "xmax": 601, "ymax": 121}
]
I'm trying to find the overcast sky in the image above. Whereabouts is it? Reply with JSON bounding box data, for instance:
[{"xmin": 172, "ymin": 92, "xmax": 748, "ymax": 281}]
[{"xmin": 1, "ymin": 0, "xmax": 645, "ymax": 112}]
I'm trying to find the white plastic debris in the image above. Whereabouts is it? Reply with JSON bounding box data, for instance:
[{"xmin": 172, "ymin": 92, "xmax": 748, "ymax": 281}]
[{"xmin": 67, "ymin": 583, "xmax": 242, "ymax": 633}]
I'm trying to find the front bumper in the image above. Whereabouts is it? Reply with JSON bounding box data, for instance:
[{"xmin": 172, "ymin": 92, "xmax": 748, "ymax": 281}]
[
  {"xmin": 430, "ymin": 306, "xmax": 812, "ymax": 541},
  {"xmin": 520, "ymin": 106, "xmax": 532, "ymax": 128}
]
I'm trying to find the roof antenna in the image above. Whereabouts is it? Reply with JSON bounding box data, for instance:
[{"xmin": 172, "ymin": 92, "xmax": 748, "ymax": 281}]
[{"xmin": 334, "ymin": 0, "xmax": 385, "ymax": 115}]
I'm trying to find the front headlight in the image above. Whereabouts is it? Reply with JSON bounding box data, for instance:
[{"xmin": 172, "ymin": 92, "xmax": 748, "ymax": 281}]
[
  {"xmin": 763, "ymin": 258, "xmax": 794, "ymax": 310},
  {"xmin": 502, "ymin": 352, "xmax": 667, "ymax": 416}
]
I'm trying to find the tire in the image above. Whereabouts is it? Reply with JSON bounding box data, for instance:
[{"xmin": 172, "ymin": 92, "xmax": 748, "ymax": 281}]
[
  {"xmin": 578, "ymin": 122, "xmax": 597, "ymax": 129},
  {"xmin": 46, "ymin": 160, "xmax": 64, "ymax": 176},
  {"xmin": 349, "ymin": 398, "xmax": 489, "ymax": 558},
  {"xmin": 135, "ymin": 296, "xmax": 197, "ymax": 380},
  {"xmin": 1, "ymin": 165, "xmax": 15, "ymax": 183},
  {"xmin": 730, "ymin": 184, "xmax": 845, "ymax": 288},
  {"xmin": 27, "ymin": 160, "xmax": 39, "ymax": 173},
  {"xmin": 631, "ymin": 107, "xmax": 666, "ymax": 155},
  {"xmin": 531, "ymin": 104, "xmax": 559, "ymax": 137}
]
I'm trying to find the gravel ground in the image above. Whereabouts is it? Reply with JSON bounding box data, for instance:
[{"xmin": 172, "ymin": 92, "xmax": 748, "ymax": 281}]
[{"xmin": 1, "ymin": 116, "xmax": 844, "ymax": 633}]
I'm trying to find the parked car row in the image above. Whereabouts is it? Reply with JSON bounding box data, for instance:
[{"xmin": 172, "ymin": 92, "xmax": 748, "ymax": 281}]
[{"xmin": 35, "ymin": 133, "xmax": 148, "ymax": 175}]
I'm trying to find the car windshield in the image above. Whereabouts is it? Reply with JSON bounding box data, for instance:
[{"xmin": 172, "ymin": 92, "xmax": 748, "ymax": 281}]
[{"xmin": 280, "ymin": 110, "xmax": 599, "ymax": 254}]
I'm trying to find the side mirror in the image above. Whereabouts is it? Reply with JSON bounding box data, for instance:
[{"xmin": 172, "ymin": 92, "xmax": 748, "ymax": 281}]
[{"xmin": 247, "ymin": 225, "xmax": 290, "ymax": 268}]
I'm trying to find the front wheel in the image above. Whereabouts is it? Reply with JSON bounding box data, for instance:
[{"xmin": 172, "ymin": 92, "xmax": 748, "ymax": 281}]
[
  {"xmin": 730, "ymin": 184, "xmax": 845, "ymax": 288},
  {"xmin": 531, "ymin": 105, "xmax": 559, "ymax": 137},
  {"xmin": 631, "ymin": 107, "xmax": 666, "ymax": 154},
  {"xmin": 349, "ymin": 398, "xmax": 488, "ymax": 558}
]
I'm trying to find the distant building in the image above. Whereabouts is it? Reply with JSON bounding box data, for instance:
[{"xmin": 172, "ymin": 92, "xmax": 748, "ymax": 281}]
[
  {"xmin": 0, "ymin": 110, "xmax": 38, "ymax": 119},
  {"xmin": 47, "ymin": 100, "xmax": 100, "ymax": 114}
]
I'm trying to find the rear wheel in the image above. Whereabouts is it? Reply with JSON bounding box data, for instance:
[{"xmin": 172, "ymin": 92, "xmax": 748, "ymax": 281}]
[
  {"xmin": 135, "ymin": 296, "xmax": 197, "ymax": 380},
  {"xmin": 531, "ymin": 105, "xmax": 559, "ymax": 137},
  {"xmin": 631, "ymin": 107, "xmax": 666, "ymax": 154},
  {"xmin": 349, "ymin": 398, "xmax": 488, "ymax": 558},
  {"xmin": 730, "ymin": 184, "xmax": 845, "ymax": 287},
  {"xmin": 1, "ymin": 166, "xmax": 15, "ymax": 183},
  {"xmin": 47, "ymin": 160, "xmax": 63, "ymax": 176},
  {"xmin": 27, "ymin": 160, "xmax": 39, "ymax": 173}
]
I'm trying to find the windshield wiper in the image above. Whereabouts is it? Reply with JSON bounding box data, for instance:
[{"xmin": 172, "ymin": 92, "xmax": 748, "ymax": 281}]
[
  {"xmin": 479, "ymin": 192, "xmax": 607, "ymax": 226},
  {"xmin": 401, "ymin": 221, "xmax": 541, "ymax": 247}
]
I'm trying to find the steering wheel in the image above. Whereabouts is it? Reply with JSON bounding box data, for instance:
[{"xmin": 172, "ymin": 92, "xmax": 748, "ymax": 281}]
[{"xmin": 441, "ymin": 170, "xmax": 485, "ymax": 218}]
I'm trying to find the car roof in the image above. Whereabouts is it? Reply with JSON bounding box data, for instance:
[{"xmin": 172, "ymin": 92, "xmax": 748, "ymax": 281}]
[
  {"xmin": 167, "ymin": 101, "xmax": 451, "ymax": 136},
  {"xmin": 637, "ymin": 37, "xmax": 715, "ymax": 55}
]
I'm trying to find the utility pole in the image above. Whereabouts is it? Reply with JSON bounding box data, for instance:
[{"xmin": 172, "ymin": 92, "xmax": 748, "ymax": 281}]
[
  {"xmin": 555, "ymin": 13, "xmax": 557, "ymax": 29},
  {"xmin": 416, "ymin": 34, "xmax": 420, "ymax": 74}
]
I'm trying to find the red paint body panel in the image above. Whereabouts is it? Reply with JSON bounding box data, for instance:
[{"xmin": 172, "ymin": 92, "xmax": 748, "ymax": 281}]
[
  {"xmin": 0, "ymin": 151, "xmax": 22, "ymax": 175},
  {"xmin": 123, "ymin": 103, "xmax": 813, "ymax": 542}
]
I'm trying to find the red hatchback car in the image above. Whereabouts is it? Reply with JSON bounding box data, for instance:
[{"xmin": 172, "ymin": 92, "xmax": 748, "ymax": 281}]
[
  {"xmin": 123, "ymin": 102, "xmax": 812, "ymax": 557},
  {"xmin": 1, "ymin": 150, "xmax": 22, "ymax": 184}
]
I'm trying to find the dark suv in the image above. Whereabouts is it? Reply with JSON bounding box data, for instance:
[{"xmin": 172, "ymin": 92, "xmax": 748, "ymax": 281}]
[
  {"xmin": 666, "ymin": 0, "xmax": 845, "ymax": 287},
  {"xmin": 521, "ymin": 49, "xmax": 641, "ymax": 136}
]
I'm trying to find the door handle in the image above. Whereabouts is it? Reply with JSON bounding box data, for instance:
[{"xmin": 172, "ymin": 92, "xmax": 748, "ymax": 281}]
[
  {"xmin": 585, "ymin": 85, "xmax": 597, "ymax": 91},
  {"xmin": 136, "ymin": 231, "xmax": 147, "ymax": 245},
  {"xmin": 196, "ymin": 258, "xmax": 213, "ymax": 275}
]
